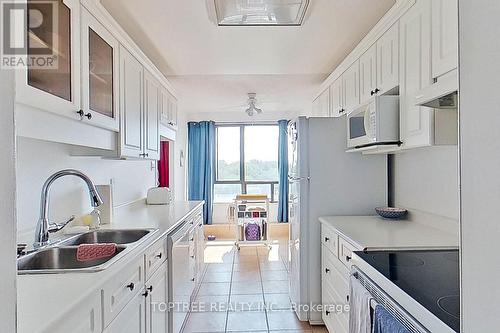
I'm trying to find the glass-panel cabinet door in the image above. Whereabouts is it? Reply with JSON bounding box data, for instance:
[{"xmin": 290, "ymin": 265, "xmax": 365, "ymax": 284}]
[
  {"xmin": 81, "ymin": 7, "xmax": 119, "ymax": 131},
  {"xmin": 16, "ymin": 0, "xmax": 80, "ymax": 116}
]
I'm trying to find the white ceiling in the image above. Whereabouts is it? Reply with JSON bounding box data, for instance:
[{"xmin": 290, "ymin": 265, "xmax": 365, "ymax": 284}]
[
  {"xmin": 169, "ymin": 74, "xmax": 323, "ymax": 115},
  {"xmin": 101, "ymin": 0, "xmax": 395, "ymax": 115}
]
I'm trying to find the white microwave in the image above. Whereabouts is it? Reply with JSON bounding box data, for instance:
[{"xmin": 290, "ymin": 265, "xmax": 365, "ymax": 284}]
[{"xmin": 347, "ymin": 96, "xmax": 400, "ymax": 149}]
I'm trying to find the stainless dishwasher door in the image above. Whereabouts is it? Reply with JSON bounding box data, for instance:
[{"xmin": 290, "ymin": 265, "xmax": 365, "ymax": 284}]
[{"xmin": 168, "ymin": 220, "xmax": 196, "ymax": 333}]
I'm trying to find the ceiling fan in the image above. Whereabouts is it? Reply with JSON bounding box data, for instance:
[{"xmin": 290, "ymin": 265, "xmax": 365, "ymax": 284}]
[{"xmin": 245, "ymin": 93, "xmax": 263, "ymax": 116}]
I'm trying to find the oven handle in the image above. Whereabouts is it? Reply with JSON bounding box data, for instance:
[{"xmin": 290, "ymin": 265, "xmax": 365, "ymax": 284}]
[{"xmin": 350, "ymin": 266, "xmax": 430, "ymax": 333}]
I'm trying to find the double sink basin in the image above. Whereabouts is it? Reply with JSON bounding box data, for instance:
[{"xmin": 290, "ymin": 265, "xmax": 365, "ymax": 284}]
[{"xmin": 18, "ymin": 229, "xmax": 157, "ymax": 274}]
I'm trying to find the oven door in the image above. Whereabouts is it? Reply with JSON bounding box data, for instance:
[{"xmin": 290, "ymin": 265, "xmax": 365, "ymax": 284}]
[{"xmin": 347, "ymin": 102, "xmax": 374, "ymax": 148}]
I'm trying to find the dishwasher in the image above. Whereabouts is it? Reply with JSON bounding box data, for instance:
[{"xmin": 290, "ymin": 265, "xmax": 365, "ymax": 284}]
[{"xmin": 168, "ymin": 218, "xmax": 197, "ymax": 333}]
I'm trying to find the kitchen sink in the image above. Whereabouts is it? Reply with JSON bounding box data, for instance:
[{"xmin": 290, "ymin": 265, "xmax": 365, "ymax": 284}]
[
  {"xmin": 60, "ymin": 229, "xmax": 153, "ymax": 246},
  {"xmin": 17, "ymin": 245, "xmax": 126, "ymax": 273}
]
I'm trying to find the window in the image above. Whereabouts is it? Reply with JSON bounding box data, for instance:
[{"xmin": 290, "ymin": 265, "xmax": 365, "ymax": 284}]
[{"xmin": 214, "ymin": 124, "xmax": 279, "ymax": 203}]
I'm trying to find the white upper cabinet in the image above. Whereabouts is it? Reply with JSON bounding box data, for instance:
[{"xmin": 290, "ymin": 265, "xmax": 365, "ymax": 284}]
[
  {"xmin": 119, "ymin": 47, "xmax": 160, "ymax": 160},
  {"xmin": 144, "ymin": 70, "xmax": 160, "ymax": 160},
  {"xmin": 359, "ymin": 44, "xmax": 377, "ymax": 103},
  {"xmin": 330, "ymin": 77, "xmax": 345, "ymax": 117},
  {"xmin": 376, "ymin": 22, "xmax": 399, "ymax": 94},
  {"xmin": 16, "ymin": 0, "xmax": 81, "ymax": 117},
  {"xmin": 160, "ymin": 89, "xmax": 178, "ymax": 129},
  {"xmin": 119, "ymin": 46, "xmax": 144, "ymax": 158},
  {"xmin": 342, "ymin": 60, "xmax": 360, "ymax": 113},
  {"xmin": 81, "ymin": 7, "xmax": 119, "ymax": 131},
  {"xmin": 319, "ymin": 88, "xmax": 330, "ymax": 117},
  {"xmin": 359, "ymin": 22, "xmax": 399, "ymax": 106},
  {"xmin": 399, "ymin": 0, "xmax": 433, "ymax": 148},
  {"xmin": 431, "ymin": 0, "xmax": 458, "ymax": 78},
  {"xmin": 311, "ymin": 88, "xmax": 330, "ymax": 117}
]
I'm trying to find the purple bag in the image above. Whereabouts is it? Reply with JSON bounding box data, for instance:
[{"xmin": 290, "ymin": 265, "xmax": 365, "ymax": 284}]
[{"xmin": 245, "ymin": 223, "xmax": 261, "ymax": 241}]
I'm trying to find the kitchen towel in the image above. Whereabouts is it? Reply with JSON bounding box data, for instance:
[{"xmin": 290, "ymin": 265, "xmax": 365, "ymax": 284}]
[
  {"xmin": 349, "ymin": 275, "xmax": 373, "ymax": 333},
  {"xmin": 373, "ymin": 304, "xmax": 411, "ymax": 333}
]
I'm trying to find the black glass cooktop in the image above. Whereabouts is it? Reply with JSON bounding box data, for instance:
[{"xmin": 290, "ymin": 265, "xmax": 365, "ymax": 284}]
[{"xmin": 355, "ymin": 249, "xmax": 459, "ymax": 332}]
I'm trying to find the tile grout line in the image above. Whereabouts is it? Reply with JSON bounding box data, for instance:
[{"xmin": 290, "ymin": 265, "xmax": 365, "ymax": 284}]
[{"xmin": 256, "ymin": 247, "xmax": 271, "ymax": 333}]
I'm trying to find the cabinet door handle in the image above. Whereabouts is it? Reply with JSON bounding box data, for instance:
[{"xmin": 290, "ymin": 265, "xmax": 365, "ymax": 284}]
[
  {"xmin": 147, "ymin": 285, "xmax": 153, "ymax": 292},
  {"xmin": 346, "ymin": 255, "xmax": 352, "ymax": 262},
  {"xmin": 374, "ymin": 88, "xmax": 380, "ymax": 94},
  {"xmin": 76, "ymin": 110, "xmax": 84, "ymax": 118},
  {"xmin": 324, "ymin": 237, "xmax": 329, "ymax": 242},
  {"xmin": 325, "ymin": 310, "xmax": 330, "ymax": 316},
  {"xmin": 142, "ymin": 290, "xmax": 149, "ymax": 297},
  {"xmin": 126, "ymin": 283, "xmax": 135, "ymax": 291},
  {"xmin": 325, "ymin": 268, "xmax": 330, "ymax": 274},
  {"xmin": 85, "ymin": 112, "xmax": 92, "ymax": 120},
  {"xmin": 155, "ymin": 253, "xmax": 162, "ymax": 259},
  {"xmin": 346, "ymin": 295, "xmax": 350, "ymax": 302},
  {"xmin": 370, "ymin": 90, "xmax": 375, "ymax": 96},
  {"xmin": 190, "ymin": 278, "xmax": 195, "ymax": 282}
]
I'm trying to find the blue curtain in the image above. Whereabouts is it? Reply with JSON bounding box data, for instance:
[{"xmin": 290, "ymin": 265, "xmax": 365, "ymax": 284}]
[
  {"xmin": 277, "ymin": 119, "xmax": 289, "ymax": 223},
  {"xmin": 188, "ymin": 121, "xmax": 216, "ymax": 224}
]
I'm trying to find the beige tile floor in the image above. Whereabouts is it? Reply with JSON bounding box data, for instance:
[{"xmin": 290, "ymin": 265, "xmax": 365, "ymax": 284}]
[{"xmin": 182, "ymin": 241, "xmax": 328, "ymax": 333}]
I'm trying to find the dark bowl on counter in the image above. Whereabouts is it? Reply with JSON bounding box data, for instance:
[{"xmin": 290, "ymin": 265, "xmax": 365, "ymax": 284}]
[{"xmin": 375, "ymin": 207, "xmax": 408, "ymax": 219}]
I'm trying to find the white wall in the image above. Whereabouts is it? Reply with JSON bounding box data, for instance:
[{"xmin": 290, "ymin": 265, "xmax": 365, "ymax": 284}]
[
  {"xmin": 172, "ymin": 111, "xmax": 188, "ymax": 201},
  {"xmin": 459, "ymin": 1, "xmax": 500, "ymax": 331},
  {"xmin": 16, "ymin": 137, "xmax": 156, "ymax": 240},
  {"xmin": 0, "ymin": 65, "xmax": 17, "ymax": 333},
  {"xmin": 392, "ymin": 146, "xmax": 459, "ymax": 231}
]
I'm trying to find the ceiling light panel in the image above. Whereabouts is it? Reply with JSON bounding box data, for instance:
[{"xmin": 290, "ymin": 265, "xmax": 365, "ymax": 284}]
[{"xmin": 214, "ymin": 0, "xmax": 309, "ymax": 26}]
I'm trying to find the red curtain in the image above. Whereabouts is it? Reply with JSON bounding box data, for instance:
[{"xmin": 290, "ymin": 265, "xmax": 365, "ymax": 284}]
[{"xmin": 158, "ymin": 141, "xmax": 170, "ymax": 187}]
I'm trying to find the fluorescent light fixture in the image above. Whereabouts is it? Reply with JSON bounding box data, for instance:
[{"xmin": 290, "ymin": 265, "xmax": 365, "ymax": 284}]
[{"xmin": 214, "ymin": 0, "xmax": 309, "ymax": 26}]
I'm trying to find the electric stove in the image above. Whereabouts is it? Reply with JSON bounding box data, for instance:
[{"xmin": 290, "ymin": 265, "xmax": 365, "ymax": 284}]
[{"xmin": 355, "ymin": 249, "xmax": 459, "ymax": 332}]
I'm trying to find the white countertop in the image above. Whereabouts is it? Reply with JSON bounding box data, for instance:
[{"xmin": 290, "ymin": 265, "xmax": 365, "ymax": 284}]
[
  {"xmin": 319, "ymin": 215, "xmax": 459, "ymax": 250},
  {"xmin": 17, "ymin": 200, "xmax": 203, "ymax": 333}
]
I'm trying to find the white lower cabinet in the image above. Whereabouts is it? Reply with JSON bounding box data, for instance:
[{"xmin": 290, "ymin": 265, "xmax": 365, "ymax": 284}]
[
  {"xmin": 105, "ymin": 290, "xmax": 146, "ymax": 333},
  {"xmin": 105, "ymin": 259, "xmax": 168, "ymax": 333},
  {"xmin": 321, "ymin": 224, "xmax": 362, "ymax": 333},
  {"xmin": 146, "ymin": 263, "xmax": 169, "ymax": 333},
  {"xmin": 44, "ymin": 291, "xmax": 102, "ymax": 333}
]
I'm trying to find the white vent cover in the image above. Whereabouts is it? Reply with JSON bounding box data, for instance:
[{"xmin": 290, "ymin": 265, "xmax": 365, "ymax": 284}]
[{"xmin": 213, "ymin": 0, "xmax": 309, "ymax": 26}]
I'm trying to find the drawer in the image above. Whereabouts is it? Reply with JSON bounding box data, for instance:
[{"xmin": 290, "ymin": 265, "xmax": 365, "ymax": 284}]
[
  {"xmin": 145, "ymin": 237, "xmax": 167, "ymax": 280},
  {"xmin": 322, "ymin": 282, "xmax": 349, "ymax": 333},
  {"xmin": 338, "ymin": 237, "xmax": 358, "ymax": 268},
  {"xmin": 321, "ymin": 225, "xmax": 339, "ymax": 257},
  {"xmin": 322, "ymin": 245, "xmax": 349, "ymax": 303},
  {"xmin": 102, "ymin": 255, "xmax": 145, "ymax": 327}
]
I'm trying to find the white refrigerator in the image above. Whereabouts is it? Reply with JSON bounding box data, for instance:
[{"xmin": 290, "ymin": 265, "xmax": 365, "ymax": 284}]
[{"xmin": 287, "ymin": 116, "xmax": 387, "ymax": 324}]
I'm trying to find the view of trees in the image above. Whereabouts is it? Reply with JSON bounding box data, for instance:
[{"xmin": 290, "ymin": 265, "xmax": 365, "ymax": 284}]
[{"xmin": 218, "ymin": 159, "xmax": 278, "ymax": 181}]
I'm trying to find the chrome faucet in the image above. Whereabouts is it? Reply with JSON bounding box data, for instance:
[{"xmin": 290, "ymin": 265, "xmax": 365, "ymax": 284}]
[{"xmin": 34, "ymin": 169, "xmax": 103, "ymax": 248}]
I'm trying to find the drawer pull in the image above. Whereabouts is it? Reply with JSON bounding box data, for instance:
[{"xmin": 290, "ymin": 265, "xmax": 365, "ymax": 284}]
[
  {"xmin": 147, "ymin": 285, "xmax": 153, "ymax": 292},
  {"xmin": 324, "ymin": 237, "xmax": 329, "ymax": 242},
  {"xmin": 325, "ymin": 268, "xmax": 330, "ymax": 274},
  {"xmin": 126, "ymin": 283, "xmax": 135, "ymax": 291},
  {"xmin": 346, "ymin": 255, "xmax": 352, "ymax": 262},
  {"xmin": 155, "ymin": 253, "xmax": 162, "ymax": 259}
]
